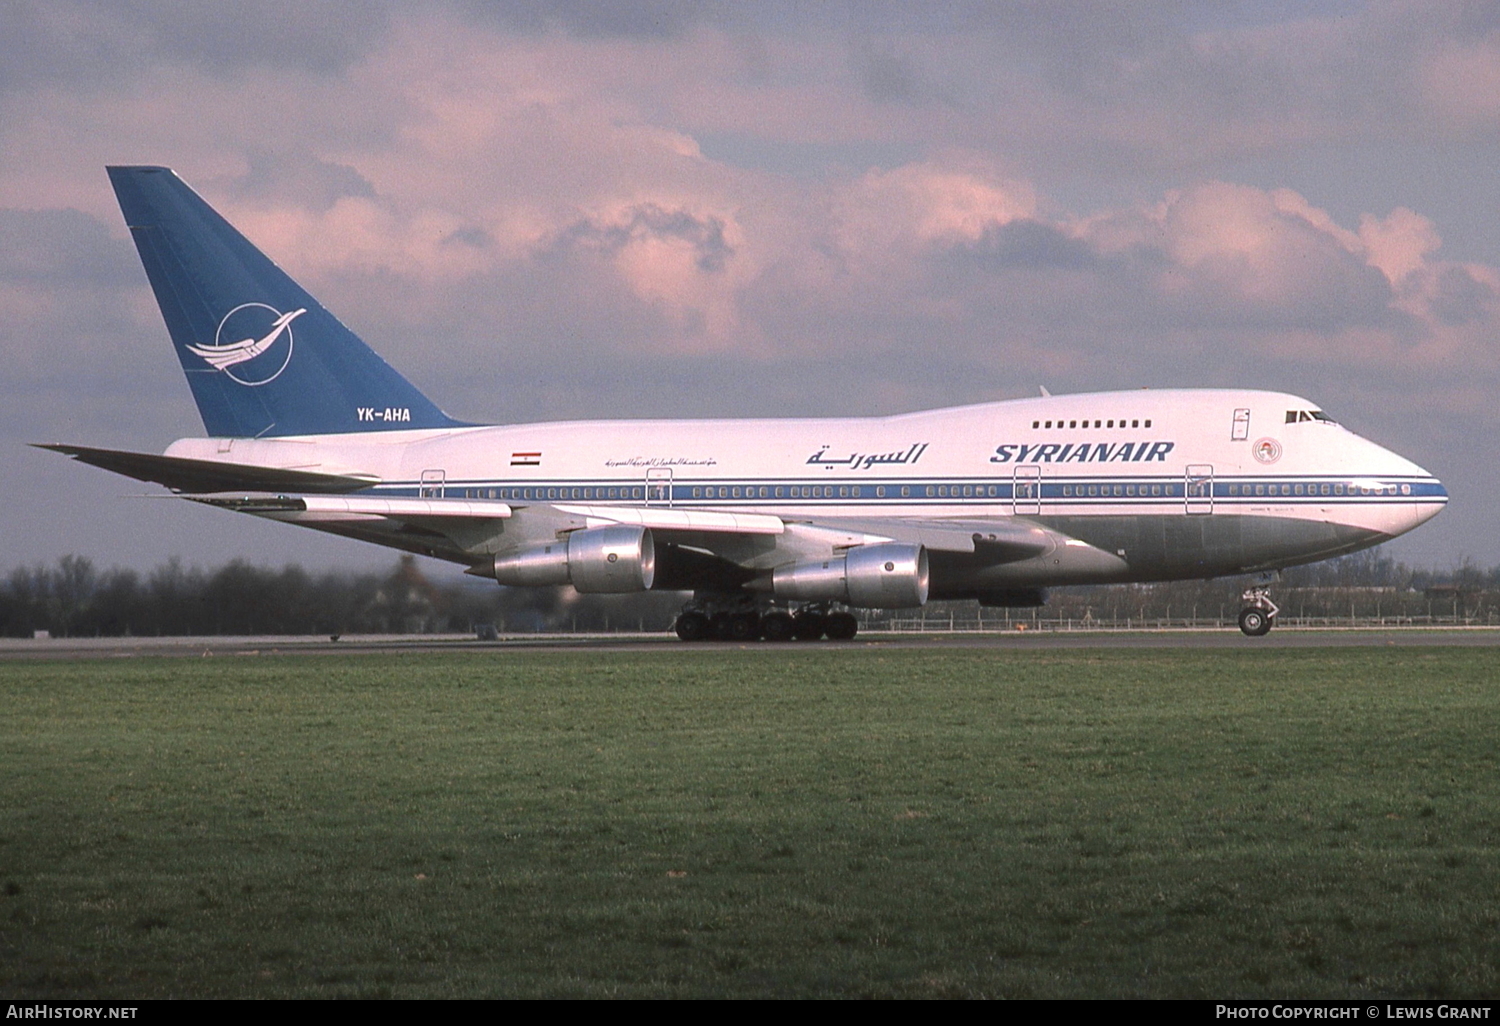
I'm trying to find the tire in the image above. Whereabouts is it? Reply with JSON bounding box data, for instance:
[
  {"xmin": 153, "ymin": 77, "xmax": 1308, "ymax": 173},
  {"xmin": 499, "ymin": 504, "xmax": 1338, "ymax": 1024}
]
[
  {"xmin": 792, "ymin": 612, "xmax": 826, "ymax": 641},
  {"xmin": 1238, "ymin": 607, "xmax": 1273, "ymax": 637},
  {"xmin": 725, "ymin": 612, "xmax": 762, "ymax": 642},
  {"xmin": 761, "ymin": 611, "xmax": 795, "ymax": 642},
  {"xmin": 675, "ymin": 611, "xmax": 710, "ymax": 641},
  {"xmin": 824, "ymin": 611, "xmax": 859, "ymax": 640}
]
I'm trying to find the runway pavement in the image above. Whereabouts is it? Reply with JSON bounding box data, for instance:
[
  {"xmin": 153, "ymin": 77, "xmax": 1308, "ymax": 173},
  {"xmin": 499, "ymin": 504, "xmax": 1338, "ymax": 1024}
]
[{"xmin": 5, "ymin": 627, "xmax": 1500, "ymax": 659}]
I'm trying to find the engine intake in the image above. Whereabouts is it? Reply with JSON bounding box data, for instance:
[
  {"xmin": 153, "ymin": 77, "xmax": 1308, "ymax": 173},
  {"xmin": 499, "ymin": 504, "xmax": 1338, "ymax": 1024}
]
[
  {"xmin": 490, "ymin": 525, "xmax": 655, "ymax": 593},
  {"xmin": 772, "ymin": 542, "xmax": 928, "ymax": 608}
]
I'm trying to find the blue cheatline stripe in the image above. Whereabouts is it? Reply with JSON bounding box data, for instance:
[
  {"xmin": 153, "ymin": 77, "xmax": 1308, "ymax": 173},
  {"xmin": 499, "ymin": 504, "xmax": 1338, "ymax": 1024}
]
[{"xmin": 360, "ymin": 474, "xmax": 1447, "ymax": 505}]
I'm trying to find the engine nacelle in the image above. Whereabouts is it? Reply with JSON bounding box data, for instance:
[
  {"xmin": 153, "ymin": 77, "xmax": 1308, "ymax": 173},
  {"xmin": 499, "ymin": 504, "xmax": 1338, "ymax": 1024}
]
[
  {"xmin": 490, "ymin": 526, "xmax": 655, "ymax": 593},
  {"xmin": 772, "ymin": 542, "xmax": 928, "ymax": 608}
]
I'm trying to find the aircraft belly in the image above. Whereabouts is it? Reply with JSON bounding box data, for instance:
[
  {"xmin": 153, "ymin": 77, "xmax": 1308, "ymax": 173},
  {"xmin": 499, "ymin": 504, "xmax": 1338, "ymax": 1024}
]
[{"xmin": 1033, "ymin": 513, "xmax": 1387, "ymax": 582}]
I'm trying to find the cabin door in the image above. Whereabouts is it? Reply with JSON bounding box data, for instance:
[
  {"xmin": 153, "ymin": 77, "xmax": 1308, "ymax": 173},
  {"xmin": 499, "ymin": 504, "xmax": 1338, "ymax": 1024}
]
[
  {"xmin": 646, "ymin": 467, "xmax": 673, "ymax": 507},
  {"xmin": 420, "ymin": 468, "xmax": 446, "ymax": 498},
  {"xmin": 1013, "ymin": 466, "xmax": 1041, "ymax": 515},
  {"xmin": 1185, "ymin": 465, "xmax": 1213, "ymax": 515}
]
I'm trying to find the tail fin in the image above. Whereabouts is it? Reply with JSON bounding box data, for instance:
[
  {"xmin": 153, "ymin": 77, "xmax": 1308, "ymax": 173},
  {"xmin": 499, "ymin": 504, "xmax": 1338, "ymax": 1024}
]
[{"xmin": 108, "ymin": 165, "xmax": 467, "ymax": 437}]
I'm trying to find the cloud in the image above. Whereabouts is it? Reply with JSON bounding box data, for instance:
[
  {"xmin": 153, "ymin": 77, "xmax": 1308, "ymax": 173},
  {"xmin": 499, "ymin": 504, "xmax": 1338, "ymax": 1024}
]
[
  {"xmin": 1419, "ymin": 17, "xmax": 1500, "ymax": 127},
  {"xmin": 0, "ymin": 208, "xmax": 139, "ymax": 287},
  {"xmin": 4, "ymin": 1, "xmax": 1500, "ymax": 569},
  {"xmin": 0, "ymin": 0, "xmax": 390, "ymax": 92}
]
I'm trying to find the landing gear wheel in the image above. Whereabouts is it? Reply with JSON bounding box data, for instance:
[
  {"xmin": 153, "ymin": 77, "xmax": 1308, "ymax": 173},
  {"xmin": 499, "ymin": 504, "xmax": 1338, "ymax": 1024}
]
[
  {"xmin": 675, "ymin": 611, "xmax": 710, "ymax": 641},
  {"xmin": 1238, "ymin": 607, "xmax": 1273, "ymax": 637},
  {"xmin": 792, "ymin": 611, "xmax": 826, "ymax": 641},
  {"xmin": 761, "ymin": 610, "xmax": 795, "ymax": 642},
  {"xmin": 725, "ymin": 612, "xmax": 762, "ymax": 642},
  {"xmin": 824, "ymin": 611, "xmax": 859, "ymax": 641}
]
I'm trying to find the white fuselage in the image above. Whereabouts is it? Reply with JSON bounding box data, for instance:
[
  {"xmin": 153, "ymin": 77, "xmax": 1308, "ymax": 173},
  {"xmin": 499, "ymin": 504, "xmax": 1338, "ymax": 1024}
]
[{"xmin": 167, "ymin": 388, "xmax": 1444, "ymax": 552}]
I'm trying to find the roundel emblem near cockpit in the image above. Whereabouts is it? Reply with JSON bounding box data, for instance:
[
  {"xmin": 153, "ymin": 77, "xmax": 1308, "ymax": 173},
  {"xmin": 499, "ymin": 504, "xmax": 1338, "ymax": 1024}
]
[{"xmin": 1253, "ymin": 437, "xmax": 1282, "ymax": 464}]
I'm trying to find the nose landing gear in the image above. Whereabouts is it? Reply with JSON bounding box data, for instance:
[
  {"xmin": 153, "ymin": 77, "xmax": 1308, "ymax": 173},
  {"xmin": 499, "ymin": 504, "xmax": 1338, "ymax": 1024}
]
[{"xmin": 1238, "ymin": 586, "xmax": 1279, "ymax": 637}]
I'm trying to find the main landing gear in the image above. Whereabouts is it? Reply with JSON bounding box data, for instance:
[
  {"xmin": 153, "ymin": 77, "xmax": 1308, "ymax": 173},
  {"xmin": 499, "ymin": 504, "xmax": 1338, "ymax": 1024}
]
[
  {"xmin": 674, "ymin": 600, "xmax": 859, "ymax": 642},
  {"xmin": 1238, "ymin": 586, "xmax": 1280, "ymax": 637}
]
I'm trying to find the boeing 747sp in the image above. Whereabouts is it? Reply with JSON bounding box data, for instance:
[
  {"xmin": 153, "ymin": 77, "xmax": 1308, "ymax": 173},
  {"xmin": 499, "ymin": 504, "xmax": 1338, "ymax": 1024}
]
[{"xmin": 41, "ymin": 167, "xmax": 1447, "ymax": 640}]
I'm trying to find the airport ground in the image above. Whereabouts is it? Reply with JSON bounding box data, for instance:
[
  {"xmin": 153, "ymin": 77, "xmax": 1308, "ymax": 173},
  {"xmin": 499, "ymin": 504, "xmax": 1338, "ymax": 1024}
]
[
  {"xmin": 6, "ymin": 624, "xmax": 1500, "ymax": 659},
  {"xmin": 2, "ymin": 642, "xmax": 1497, "ymax": 998}
]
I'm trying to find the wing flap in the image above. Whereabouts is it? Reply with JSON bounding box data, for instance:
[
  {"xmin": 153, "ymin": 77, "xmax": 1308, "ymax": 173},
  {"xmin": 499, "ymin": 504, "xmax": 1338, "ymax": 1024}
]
[
  {"xmin": 187, "ymin": 493, "xmax": 512, "ymax": 521},
  {"xmin": 298, "ymin": 495, "xmax": 513, "ymax": 520},
  {"xmin": 811, "ymin": 516, "xmax": 1052, "ymax": 561},
  {"xmin": 552, "ymin": 503, "xmax": 784, "ymax": 535}
]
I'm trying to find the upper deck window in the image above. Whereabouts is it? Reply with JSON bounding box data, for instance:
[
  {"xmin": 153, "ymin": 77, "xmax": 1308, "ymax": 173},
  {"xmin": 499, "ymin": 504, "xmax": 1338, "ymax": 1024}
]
[{"xmin": 1031, "ymin": 415, "xmax": 1154, "ymax": 429}]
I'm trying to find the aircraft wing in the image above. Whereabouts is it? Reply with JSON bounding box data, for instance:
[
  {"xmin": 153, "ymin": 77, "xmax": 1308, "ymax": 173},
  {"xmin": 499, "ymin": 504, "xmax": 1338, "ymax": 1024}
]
[
  {"xmin": 551, "ymin": 503, "xmax": 783, "ymax": 535},
  {"xmin": 192, "ymin": 494, "xmax": 515, "ymax": 519},
  {"xmin": 798, "ymin": 516, "xmax": 1054, "ymax": 562},
  {"xmin": 550, "ymin": 504, "xmax": 1049, "ymax": 561},
  {"xmin": 183, "ymin": 492, "xmax": 1062, "ymax": 572}
]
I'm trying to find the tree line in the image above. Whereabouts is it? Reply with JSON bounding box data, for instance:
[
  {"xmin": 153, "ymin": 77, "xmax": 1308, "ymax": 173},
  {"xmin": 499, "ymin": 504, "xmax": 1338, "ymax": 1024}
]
[{"xmin": 1, "ymin": 548, "xmax": 1492, "ymax": 638}]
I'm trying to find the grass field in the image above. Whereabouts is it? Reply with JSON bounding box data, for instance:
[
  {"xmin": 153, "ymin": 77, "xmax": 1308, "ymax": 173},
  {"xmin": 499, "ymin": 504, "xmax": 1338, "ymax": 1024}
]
[{"xmin": 2, "ymin": 647, "xmax": 1497, "ymax": 998}]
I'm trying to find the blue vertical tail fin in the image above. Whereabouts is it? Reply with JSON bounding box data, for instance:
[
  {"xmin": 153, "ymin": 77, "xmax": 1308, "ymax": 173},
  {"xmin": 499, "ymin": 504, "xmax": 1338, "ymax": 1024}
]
[{"xmin": 108, "ymin": 165, "xmax": 467, "ymax": 437}]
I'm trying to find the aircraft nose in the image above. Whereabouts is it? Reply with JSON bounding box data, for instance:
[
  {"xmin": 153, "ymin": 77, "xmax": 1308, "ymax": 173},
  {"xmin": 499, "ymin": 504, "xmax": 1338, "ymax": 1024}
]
[{"xmin": 1408, "ymin": 472, "xmax": 1447, "ymax": 530}]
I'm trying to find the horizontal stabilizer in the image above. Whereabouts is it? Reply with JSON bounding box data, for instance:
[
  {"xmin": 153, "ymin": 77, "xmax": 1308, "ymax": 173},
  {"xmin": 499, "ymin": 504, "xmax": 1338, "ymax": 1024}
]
[{"xmin": 36, "ymin": 443, "xmax": 377, "ymax": 495}]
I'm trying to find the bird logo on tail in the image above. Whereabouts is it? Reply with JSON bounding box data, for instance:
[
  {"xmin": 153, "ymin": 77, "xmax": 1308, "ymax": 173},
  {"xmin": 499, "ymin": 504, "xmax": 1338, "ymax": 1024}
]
[{"xmin": 188, "ymin": 304, "xmax": 304, "ymax": 386}]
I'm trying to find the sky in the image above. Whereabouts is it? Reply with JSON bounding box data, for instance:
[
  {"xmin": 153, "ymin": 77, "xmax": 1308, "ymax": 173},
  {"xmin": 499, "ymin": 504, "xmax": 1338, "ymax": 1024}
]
[{"xmin": 3, "ymin": 0, "xmax": 1499, "ymax": 575}]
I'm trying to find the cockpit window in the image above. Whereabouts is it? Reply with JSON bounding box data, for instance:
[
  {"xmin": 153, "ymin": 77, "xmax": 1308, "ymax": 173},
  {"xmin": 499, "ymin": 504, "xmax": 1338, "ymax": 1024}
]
[{"xmin": 1286, "ymin": 410, "xmax": 1338, "ymax": 425}]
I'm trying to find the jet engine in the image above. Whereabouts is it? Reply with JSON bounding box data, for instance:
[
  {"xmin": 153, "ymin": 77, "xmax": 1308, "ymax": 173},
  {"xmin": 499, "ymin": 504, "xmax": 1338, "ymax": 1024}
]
[
  {"xmin": 489, "ymin": 525, "xmax": 655, "ymax": 593},
  {"xmin": 772, "ymin": 542, "xmax": 929, "ymax": 608}
]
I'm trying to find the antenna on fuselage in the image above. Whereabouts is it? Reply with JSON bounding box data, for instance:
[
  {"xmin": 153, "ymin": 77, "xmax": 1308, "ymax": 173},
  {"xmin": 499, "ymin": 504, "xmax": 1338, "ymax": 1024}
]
[{"xmin": 1038, "ymin": 386, "xmax": 1051, "ymax": 397}]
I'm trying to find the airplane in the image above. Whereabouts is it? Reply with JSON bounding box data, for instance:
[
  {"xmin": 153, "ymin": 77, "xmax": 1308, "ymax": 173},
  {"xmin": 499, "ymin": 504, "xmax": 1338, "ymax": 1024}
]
[{"xmin": 39, "ymin": 166, "xmax": 1448, "ymax": 641}]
